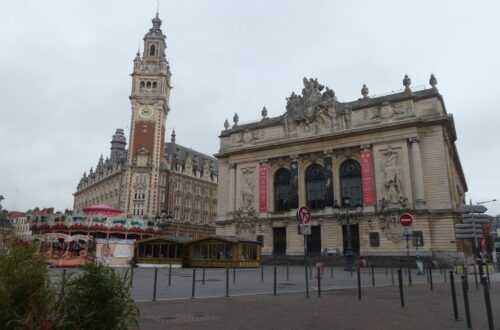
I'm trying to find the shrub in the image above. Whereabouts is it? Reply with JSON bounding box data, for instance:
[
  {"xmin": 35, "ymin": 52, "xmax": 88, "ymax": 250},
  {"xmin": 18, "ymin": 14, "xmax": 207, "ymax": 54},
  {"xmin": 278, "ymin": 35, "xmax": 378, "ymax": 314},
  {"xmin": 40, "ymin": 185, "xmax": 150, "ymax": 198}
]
[
  {"xmin": 54, "ymin": 263, "xmax": 138, "ymax": 330},
  {"xmin": 0, "ymin": 241, "xmax": 54, "ymax": 329}
]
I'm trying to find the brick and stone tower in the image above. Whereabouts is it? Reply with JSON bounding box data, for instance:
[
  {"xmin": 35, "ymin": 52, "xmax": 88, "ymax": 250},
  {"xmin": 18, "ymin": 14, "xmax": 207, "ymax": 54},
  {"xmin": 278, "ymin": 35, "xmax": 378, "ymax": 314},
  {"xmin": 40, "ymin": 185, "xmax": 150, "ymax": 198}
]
[{"xmin": 122, "ymin": 13, "xmax": 172, "ymax": 217}]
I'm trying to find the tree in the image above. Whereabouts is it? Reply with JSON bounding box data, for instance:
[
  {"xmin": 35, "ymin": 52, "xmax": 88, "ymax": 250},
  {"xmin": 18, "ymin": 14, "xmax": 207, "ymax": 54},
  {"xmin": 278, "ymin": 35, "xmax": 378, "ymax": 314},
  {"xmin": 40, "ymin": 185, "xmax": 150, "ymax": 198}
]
[{"xmin": 54, "ymin": 263, "xmax": 138, "ymax": 330}]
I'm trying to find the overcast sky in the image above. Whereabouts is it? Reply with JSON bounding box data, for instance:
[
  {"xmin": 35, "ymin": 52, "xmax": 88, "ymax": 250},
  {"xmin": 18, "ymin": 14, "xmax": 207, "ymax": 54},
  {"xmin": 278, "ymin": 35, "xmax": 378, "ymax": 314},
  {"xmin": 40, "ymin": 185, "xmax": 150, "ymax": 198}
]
[{"xmin": 1, "ymin": 0, "xmax": 499, "ymax": 215}]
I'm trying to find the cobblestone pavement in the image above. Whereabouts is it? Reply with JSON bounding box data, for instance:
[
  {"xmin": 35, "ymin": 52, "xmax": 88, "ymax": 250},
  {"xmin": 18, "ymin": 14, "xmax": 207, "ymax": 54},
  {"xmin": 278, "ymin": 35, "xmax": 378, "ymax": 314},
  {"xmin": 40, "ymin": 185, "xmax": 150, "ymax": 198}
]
[{"xmin": 138, "ymin": 281, "xmax": 500, "ymax": 330}]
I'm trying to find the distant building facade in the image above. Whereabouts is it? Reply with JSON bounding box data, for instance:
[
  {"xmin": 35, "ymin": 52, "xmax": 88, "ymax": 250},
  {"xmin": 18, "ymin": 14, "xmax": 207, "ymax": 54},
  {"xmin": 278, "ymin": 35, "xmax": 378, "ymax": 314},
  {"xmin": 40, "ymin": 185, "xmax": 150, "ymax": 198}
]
[
  {"xmin": 73, "ymin": 14, "xmax": 217, "ymax": 238},
  {"xmin": 215, "ymin": 76, "xmax": 468, "ymax": 261}
]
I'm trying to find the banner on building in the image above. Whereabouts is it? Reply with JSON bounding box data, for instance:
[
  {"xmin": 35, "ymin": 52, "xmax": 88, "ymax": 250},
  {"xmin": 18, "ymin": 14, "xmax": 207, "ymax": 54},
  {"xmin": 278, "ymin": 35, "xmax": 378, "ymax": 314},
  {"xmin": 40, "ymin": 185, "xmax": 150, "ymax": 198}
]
[
  {"xmin": 290, "ymin": 160, "xmax": 299, "ymax": 209},
  {"xmin": 259, "ymin": 164, "xmax": 268, "ymax": 211},
  {"xmin": 324, "ymin": 156, "xmax": 334, "ymax": 207},
  {"xmin": 360, "ymin": 150, "xmax": 375, "ymax": 205}
]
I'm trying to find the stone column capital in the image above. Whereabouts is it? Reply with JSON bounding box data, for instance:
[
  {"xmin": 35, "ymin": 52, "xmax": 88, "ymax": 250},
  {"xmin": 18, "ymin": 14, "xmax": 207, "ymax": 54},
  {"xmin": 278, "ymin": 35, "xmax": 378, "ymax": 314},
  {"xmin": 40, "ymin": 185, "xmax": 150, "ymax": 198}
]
[
  {"xmin": 259, "ymin": 159, "xmax": 268, "ymax": 165},
  {"xmin": 323, "ymin": 149, "xmax": 333, "ymax": 155},
  {"xmin": 290, "ymin": 155, "xmax": 299, "ymax": 162},
  {"xmin": 408, "ymin": 136, "xmax": 420, "ymax": 144},
  {"xmin": 360, "ymin": 144, "xmax": 371, "ymax": 150}
]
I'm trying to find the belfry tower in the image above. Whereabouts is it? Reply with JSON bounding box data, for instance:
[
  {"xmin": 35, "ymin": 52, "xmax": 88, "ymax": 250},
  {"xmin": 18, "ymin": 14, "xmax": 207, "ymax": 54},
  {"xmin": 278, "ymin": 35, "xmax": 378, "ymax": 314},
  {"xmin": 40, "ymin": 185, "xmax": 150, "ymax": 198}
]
[{"xmin": 122, "ymin": 13, "xmax": 172, "ymax": 217}]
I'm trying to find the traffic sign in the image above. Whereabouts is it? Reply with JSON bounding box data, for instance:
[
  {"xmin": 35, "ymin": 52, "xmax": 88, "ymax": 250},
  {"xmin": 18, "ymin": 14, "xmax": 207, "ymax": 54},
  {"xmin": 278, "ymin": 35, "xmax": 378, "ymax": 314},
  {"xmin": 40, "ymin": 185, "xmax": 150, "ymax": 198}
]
[
  {"xmin": 299, "ymin": 224, "xmax": 311, "ymax": 235},
  {"xmin": 455, "ymin": 229, "xmax": 483, "ymax": 234},
  {"xmin": 399, "ymin": 213, "xmax": 413, "ymax": 227},
  {"xmin": 459, "ymin": 204, "xmax": 487, "ymax": 214},
  {"xmin": 296, "ymin": 206, "xmax": 311, "ymax": 224},
  {"xmin": 402, "ymin": 226, "xmax": 413, "ymax": 235}
]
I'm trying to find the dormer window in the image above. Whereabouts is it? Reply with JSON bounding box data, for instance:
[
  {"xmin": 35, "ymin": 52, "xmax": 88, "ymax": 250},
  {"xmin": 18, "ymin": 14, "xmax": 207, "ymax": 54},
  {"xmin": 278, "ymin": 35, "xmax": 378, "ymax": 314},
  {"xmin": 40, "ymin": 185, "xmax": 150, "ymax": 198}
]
[{"xmin": 149, "ymin": 44, "xmax": 156, "ymax": 56}]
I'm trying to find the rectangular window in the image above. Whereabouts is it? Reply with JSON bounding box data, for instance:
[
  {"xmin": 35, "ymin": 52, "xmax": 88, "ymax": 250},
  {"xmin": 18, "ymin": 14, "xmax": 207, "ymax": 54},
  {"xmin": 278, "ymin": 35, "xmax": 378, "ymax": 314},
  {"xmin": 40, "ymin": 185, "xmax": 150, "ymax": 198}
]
[
  {"xmin": 194, "ymin": 199, "xmax": 200, "ymax": 209},
  {"xmin": 412, "ymin": 231, "xmax": 424, "ymax": 246},
  {"xmin": 257, "ymin": 235, "xmax": 264, "ymax": 247},
  {"xmin": 194, "ymin": 212, "xmax": 199, "ymax": 222},
  {"xmin": 369, "ymin": 232, "xmax": 380, "ymax": 247},
  {"xmin": 185, "ymin": 210, "xmax": 190, "ymax": 221},
  {"xmin": 184, "ymin": 198, "xmax": 190, "ymax": 208},
  {"xmin": 174, "ymin": 195, "xmax": 180, "ymax": 206},
  {"xmin": 135, "ymin": 173, "xmax": 148, "ymax": 185},
  {"xmin": 174, "ymin": 209, "xmax": 180, "ymax": 220},
  {"xmin": 134, "ymin": 190, "xmax": 145, "ymax": 200},
  {"xmin": 204, "ymin": 202, "xmax": 209, "ymax": 211},
  {"xmin": 175, "ymin": 181, "xmax": 181, "ymax": 191},
  {"xmin": 132, "ymin": 204, "xmax": 144, "ymax": 216},
  {"xmin": 160, "ymin": 191, "xmax": 165, "ymax": 203}
]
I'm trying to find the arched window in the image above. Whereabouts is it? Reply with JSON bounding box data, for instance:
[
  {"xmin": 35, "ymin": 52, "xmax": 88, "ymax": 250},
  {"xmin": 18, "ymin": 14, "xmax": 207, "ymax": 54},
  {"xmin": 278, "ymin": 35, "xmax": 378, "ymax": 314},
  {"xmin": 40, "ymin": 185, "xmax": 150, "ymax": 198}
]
[
  {"xmin": 274, "ymin": 168, "xmax": 290, "ymax": 212},
  {"xmin": 339, "ymin": 160, "xmax": 362, "ymax": 206},
  {"xmin": 152, "ymin": 81, "xmax": 157, "ymax": 89},
  {"xmin": 305, "ymin": 164, "xmax": 325, "ymax": 210},
  {"xmin": 146, "ymin": 81, "xmax": 151, "ymax": 90},
  {"xmin": 140, "ymin": 81, "xmax": 145, "ymax": 90},
  {"xmin": 149, "ymin": 44, "xmax": 156, "ymax": 56}
]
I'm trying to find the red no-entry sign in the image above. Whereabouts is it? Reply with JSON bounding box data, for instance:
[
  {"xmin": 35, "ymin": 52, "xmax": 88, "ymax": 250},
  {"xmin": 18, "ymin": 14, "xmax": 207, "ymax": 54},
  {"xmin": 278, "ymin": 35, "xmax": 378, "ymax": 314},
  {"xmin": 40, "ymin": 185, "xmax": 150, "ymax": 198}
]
[
  {"xmin": 399, "ymin": 213, "xmax": 413, "ymax": 227},
  {"xmin": 296, "ymin": 206, "xmax": 311, "ymax": 224}
]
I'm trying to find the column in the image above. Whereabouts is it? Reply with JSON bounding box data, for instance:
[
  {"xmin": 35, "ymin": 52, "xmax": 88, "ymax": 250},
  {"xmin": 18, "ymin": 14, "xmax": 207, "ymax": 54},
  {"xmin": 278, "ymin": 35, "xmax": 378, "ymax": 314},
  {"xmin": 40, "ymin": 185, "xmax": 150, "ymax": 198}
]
[
  {"xmin": 228, "ymin": 163, "xmax": 236, "ymax": 213},
  {"xmin": 323, "ymin": 149, "xmax": 334, "ymax": 207},
  {"xmin": 409, "ymin": 137, "xmax": 426, "ymax": 210}
]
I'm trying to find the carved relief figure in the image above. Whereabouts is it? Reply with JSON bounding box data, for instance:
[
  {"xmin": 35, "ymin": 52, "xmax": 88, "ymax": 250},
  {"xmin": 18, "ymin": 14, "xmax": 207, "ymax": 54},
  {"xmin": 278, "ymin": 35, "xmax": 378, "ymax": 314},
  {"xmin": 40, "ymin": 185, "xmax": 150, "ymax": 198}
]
[
  {"xmin": 240, "ymin": 168, "xmax": 255, "ymax": 212},
  {"xmin": 381, "ymin": 147, "xmax": 404, "ymax": 205},
  {"xmin": 335, "ymin": 106, "xmax": 351, "ymax": 130}
]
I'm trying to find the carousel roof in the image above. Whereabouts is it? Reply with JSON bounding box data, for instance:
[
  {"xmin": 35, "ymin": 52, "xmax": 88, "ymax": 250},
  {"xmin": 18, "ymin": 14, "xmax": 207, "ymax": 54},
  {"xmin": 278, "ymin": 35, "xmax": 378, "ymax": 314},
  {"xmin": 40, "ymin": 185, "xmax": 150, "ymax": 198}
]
[{"xmin": 82, "ymin": 205, "xmax": 123, "ymax": 216}]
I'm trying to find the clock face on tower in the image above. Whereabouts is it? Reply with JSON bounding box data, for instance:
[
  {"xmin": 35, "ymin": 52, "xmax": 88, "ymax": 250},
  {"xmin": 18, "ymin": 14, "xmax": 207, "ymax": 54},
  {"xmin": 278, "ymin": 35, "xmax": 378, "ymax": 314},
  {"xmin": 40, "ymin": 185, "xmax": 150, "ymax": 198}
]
[{"xmin": 139, "ymin": 106, "xmax": 154, "ymax": 119}]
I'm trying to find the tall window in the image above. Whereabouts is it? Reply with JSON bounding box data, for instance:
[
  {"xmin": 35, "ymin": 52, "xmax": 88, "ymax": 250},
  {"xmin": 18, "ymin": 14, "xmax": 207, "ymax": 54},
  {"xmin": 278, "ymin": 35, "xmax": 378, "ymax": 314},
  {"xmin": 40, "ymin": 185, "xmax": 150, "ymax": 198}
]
[
  {"xmin": 135, "ymin": 173, "xmax": 148, "ymax": 184},
  {"xmin": 339, "ymin": 160, "xmax": 362, "ymax": 206},
  {"xmin": 274, "ymin": 168, "xmax": 291, "ymax": 212},
  {"xmin": 133, "ymin": 204, "xmax": 144, "ymax": 216},
  {"xmin": 305, "ymin": 164, "xmax": 325, "ymax": 210},
  {"xmin": 134, "ymin": 190, "xmax": 145, "ymax": 200},
  {"xmin": 149, "ymin": 44, "xmax": 156, "ymax": 56}
]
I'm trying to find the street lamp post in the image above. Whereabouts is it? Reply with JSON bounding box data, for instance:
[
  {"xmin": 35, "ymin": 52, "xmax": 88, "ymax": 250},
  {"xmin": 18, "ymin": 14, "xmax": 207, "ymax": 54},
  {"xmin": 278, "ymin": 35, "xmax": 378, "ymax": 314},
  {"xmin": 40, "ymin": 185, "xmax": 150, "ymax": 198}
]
[
  {"xmin": 333, "ymin": 194, "xmax": 363, "ymax": 272},
  {"xmin": 155, "ymin": 210, "xmax": 172, "ymax": 236}
]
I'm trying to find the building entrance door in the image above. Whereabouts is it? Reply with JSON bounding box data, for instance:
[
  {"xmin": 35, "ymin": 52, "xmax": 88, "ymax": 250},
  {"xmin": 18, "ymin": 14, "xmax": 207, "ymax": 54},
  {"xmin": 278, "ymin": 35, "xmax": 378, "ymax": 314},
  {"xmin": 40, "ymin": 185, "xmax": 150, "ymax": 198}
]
[
  {"xmin": 273, "ymin": 227, "xmax": 287, "ymax": 256},
  {"xmin": 307, "ymin": 226, "xmax": 321, "ymax": 256},
  {"xmin": 342, "ymin": 224, "xmax": 360, "ymax": 255}
]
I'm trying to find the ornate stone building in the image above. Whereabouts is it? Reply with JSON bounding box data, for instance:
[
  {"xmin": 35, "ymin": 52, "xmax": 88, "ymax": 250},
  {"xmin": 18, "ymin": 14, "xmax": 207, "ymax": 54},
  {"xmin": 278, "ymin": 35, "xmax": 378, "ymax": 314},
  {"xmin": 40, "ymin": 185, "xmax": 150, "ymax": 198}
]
[
  {"xmin": 215, "ymin": 75, "xmax": 468, "ymax": 260},
  {"xmin": 73, "ymin": 14, "xmax": 217, "ymax": 238}
]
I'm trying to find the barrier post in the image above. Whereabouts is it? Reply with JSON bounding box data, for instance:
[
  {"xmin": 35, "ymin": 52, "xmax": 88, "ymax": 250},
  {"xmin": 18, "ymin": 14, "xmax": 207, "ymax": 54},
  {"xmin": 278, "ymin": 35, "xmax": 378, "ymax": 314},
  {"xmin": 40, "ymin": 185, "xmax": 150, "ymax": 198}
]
[
  {"xmin": 481, "ymin": 275, "xmax": 495, "ymax": 330},
  {"xmin": 168, "ymin": 263, "xmax": 172, "ymax": 286},
  {"xmin": 449, "ymin": 272, "xmax": 459, "ymax": 321},
  {"xmin": 317, "ymin": 265, "xmax": 321, "ymax": 297},
  {"xmin": 371, "ymin": 265, "xmax": 375, "ymax": 287},
  {"xmin": 398, "ymin": 269, "xmax": 404, "ymax": 308},
  {"xmin": 461, "ymin": 275, "xmax": 472, "ymax": 329},
  {"xmin": 357, "ymin": 267, "xmax": 361, "ymax": 300},
  {"xmin": 152, "ymin": 267, "xmax": 158, "ymax": 301},
  {"xmin": 273, "ymin": 267, "xmax": 277, "ymax": 296},
  {"xmin": 191, "ymin": 268, "xmax": 196, "ymax": 299},
  {"xmin": 202, "ymin": 265, "xmax": 206, "ymax": 285},
  {"xmin": 225, "ymin": 267, "xmax": 229, "ymax": 297}
]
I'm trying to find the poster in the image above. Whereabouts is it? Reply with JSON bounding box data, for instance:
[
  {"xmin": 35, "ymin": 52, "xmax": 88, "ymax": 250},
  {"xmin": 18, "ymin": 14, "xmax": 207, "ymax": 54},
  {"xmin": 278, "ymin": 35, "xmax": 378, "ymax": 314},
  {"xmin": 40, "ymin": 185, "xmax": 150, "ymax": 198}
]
[
  {"xmin": 259, "ymin": 164, "xmax": 268, "ymax": 211},
  {"xmin": 360, "ymin": 150, "xmax": 375, "ymax": 205}
]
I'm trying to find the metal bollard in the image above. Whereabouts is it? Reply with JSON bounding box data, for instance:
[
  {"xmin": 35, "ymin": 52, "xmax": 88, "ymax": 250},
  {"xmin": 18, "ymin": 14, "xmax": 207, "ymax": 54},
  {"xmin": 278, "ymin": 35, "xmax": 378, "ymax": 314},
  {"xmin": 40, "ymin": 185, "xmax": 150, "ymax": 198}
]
[
  {"xmin": 371, "ymin": 265, "xmax": 375, "ymax": 287},
  {"xmin": 225, "ymin": 267, "xmax": 229, "ymax": 297},
  {"xmin": 481, "ymin": 275, "xmax": 495, "ymax": 330},
  {"xmin": 305, "ymin": 261, "xmax": 309, "ymax": 298},
  {"xmin": 130, "ymin": 263, "xmax": 134, "ymax": 286},
  {"xmin": 233, "ymin": 264, "xmax": 236, "ymax": 283},
  {"xmin": 429, "ymin": 266, "xmax": 433, "ymax": 291},
  {"xmin": 461, "ymin": 275, "xmax": 472, "ymax": 329},
  {"xmin": 444, "ymin": 268, "xmax": 447, "ymax": 282},
  {"xmin": 391, "ymin": 266, "xmax": 394, "ymax": 286},
  {"xmin": 202, "ymin": 265, "xmax": 206, "ymax": 285},
  {"xmin": 408, "ymin": 264, "xmax": 412, "ymax": 287},
  {"xmin": 152, "ymin": 267, "xmax": 158, "ymax": 301},
  {"xmin": 331, "ymin": 263, "xmax": 333, "ymax": 279},
  {"xmin": 273, "ymin": 267, "xmax": 277, "ymax": 296},
  {"xmin": 357, "ymin": 267, "xmax": 362, "ymax": 300},
  {"xmin": 261, "ymin": 263, "xmax": 264, "ymax": 282},
  {"xmin": 317, "ymin": 266, "xmax": 321, "ymax": 297},
  {"xmin": 449, "ymin": 272, "xmax": 459, "ymax": 321},
  {"xmin": 191, "ymin": 268, "xmax": 196, "ymax": 299},
  {"xmin": 398, "ymin": 269, "xmax": 404, "ymax": 308},
  {"xmin": 473, "ymin": 265, "xmax": 478, "ymax": 289},
  {"xmin": 61, "ymin": 269, "xmax": 67, "ymax": 296},
  {"xmin": 385, "ymin": 265, "xmax": 388, "ymax": 277},
  {"xmin": 309, "ymin": 263, "xmax": 312, "ymax": 280},
  {"xmin": 485, "ymin": 263, "xmax": 491, "ymax": 288},
  {"xmin": 168, "ymin": 263, "xmax": 172, "ymax": 286},
  {"xmin": 286, "ymin": 261, "xmax": 289, "ymax": 281}
]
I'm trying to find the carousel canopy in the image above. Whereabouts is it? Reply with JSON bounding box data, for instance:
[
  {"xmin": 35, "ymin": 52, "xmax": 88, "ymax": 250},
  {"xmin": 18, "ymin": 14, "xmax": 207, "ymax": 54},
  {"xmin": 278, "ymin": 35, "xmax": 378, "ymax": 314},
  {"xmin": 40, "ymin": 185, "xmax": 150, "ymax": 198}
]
[{"xmin": 82, "ymin": 205, "xmax": 123, "ymax": 217}]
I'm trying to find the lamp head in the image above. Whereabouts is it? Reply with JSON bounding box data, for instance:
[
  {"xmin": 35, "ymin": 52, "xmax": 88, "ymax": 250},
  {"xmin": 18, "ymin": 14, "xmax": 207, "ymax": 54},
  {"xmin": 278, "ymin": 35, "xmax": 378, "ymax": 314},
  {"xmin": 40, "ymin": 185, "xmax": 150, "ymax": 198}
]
[{"xmin": 343, "ymin": 194, "xmax": 351, "ymax": 207}]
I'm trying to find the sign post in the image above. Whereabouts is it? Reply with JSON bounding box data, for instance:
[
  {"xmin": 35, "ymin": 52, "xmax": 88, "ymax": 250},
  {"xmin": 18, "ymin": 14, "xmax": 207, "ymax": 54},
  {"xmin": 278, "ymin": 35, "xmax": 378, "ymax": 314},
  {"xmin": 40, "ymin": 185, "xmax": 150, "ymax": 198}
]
[
  {"xmin": 297, "ymin": 206, "xmax": 311, "ymax": 298},
  {"xmin": 400, "ymin": 213, "xmax": 414, "ymax": 280}
]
